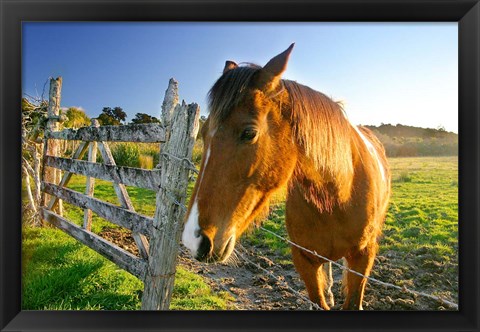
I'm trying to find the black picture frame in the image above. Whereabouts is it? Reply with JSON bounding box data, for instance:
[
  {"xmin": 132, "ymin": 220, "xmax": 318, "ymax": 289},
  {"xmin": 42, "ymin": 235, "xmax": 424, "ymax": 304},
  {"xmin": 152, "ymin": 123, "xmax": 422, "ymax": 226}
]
[{"xmin": 1, "ymin": 1, "xmax": 478, "ymax": 331}]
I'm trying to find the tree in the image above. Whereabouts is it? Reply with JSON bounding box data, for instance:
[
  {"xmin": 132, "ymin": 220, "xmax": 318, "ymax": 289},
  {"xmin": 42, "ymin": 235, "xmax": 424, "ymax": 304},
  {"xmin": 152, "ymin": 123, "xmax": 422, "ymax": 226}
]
[
  {"xmin": 21, "ymin": 97, "xmax": 48, "ymax": 226},
  {"xmin": 22, "ymin": 98, "xmax": 48, "ymax": 141},
  {"xmin": 59, "ymin": 107, "xmax": 91, "ymax": 157},
  {"xmin": 97, "ymin": 107, "xmax": 127, "ymax": 125},
  {"xmin": 63, "ymin": 107, "xmax": 90, "ymax": 128},
  {"xmin": 112, "ymin": 107, "xmax": 127, "ymax": 123},
  {"xmin": 131, "ymin": 113, "xmax": 160, "ymax": 124}
]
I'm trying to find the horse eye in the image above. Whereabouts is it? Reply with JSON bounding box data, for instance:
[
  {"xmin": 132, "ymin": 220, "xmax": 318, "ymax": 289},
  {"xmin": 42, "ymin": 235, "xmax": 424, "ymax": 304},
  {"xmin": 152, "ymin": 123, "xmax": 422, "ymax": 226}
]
[{"xmin": 240, "ymin": 128, "xmax": 258, "ymax": 142}]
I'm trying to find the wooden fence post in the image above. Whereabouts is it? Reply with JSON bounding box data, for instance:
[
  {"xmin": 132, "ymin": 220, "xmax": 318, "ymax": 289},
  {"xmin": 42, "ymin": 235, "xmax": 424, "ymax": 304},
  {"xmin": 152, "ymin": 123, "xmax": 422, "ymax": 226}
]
[
  {"xmin": 141, "ymin": 101, "xmax": 200, "ymax": 310},
  {"xmin": 83, "ymin": 120, "xmax": 98, "ymax": 230},
  {"xmin": 42, "ymin": 77, "xmax": 63, "ymax": 215},
  {"xmin": 161, "ymin": 78, "xmax": 179, "ymax": 139}
]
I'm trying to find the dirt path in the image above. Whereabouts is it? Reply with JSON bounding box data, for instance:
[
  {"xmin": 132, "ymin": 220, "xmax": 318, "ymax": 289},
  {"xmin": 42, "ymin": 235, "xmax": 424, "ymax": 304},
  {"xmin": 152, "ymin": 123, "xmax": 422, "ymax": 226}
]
[
  {"xmin": 178, "ymin": 245, "xmax": 314, "ymax": 310},
  {"xmin": 179, "ymin": 242, "xmax": 458, "ymax": 311},
  {"xmin": 100, "ymin": 227, "xmax": 458, "ymax": 311}
]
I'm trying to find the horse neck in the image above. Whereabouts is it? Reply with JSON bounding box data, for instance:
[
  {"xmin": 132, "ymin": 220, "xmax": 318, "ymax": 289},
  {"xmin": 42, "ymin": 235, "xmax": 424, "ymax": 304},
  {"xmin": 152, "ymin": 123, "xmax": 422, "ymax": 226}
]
[{"xmin": 288, "ymin": 127, "xmax": 356, "ymax": 213}]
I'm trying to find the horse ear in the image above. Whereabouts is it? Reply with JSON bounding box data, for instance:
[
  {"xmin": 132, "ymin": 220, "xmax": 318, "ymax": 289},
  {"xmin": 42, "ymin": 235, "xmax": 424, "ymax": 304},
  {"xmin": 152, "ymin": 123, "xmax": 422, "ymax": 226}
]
[
  {"xmin": 223, "ymin": 60, "xmax": 238, "ymax": 74},
  {"xmin": 259, "ymin": 43, "xmax": 295, "ymax": 91}
]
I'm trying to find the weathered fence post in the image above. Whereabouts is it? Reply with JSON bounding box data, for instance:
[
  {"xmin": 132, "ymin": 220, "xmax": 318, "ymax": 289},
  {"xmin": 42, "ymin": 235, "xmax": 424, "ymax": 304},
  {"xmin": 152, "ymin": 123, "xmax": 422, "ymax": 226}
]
[
  {"xmin": 22, "ymin": 164, "xmax": 37, "ymax": 214},
  {"xmin": 41, "ymin": 77, "xmax": 63, "ymax": 216},
  {"xmin": 83, "ymin": 119, "xmax": 98, "ymax": 230},
  {"xmin": 141, "ymin": 100, "xmax": 200, "ymax": 310},
  {"xmin": 161, "ymin": 78, "xmax": 179, "ymax": 140}
]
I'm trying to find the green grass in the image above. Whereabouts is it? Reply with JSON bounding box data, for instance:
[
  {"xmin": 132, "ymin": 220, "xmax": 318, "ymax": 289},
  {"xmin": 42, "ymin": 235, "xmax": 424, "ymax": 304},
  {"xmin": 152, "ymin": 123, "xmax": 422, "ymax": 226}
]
[
  {"xmin": 246, "ymin": 211, "xmax": 293, "ymax": 267},
  {"xmin": 383, "ymin": 157, "xmax": 458, "ymax": 259},
  {"xmin": 61, "ymin": 177, "xmax": 157, "ymax": 233},
  {"xmin": 171, "ymin": 268, "xmax": 233, "ymax": 310},
  {"xmin": 22, "ymin": 226, "xmax": 143, "ymax": 310},
  {"xmin": 22, "ymin": 174, "xmax": 232, "ymax": 310}
]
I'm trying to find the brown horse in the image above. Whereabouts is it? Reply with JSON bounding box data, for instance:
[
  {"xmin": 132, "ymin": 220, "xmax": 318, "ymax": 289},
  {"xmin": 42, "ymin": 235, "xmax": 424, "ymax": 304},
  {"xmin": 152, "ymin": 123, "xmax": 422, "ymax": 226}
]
[{"xmin": 182, "ymin": 44, "xmax": 391, "ymax": 310}]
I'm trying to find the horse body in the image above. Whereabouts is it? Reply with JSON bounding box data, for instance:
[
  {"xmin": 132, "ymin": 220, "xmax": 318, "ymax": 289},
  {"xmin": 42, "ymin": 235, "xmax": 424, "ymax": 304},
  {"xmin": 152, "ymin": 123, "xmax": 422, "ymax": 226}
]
[
  {"xmin": 182, "ymin": 44, "xmax": 391, "ymax": 310},
  {"xmin": 286, "ymin": 125, "xmax": 390, "ymax": 309}
]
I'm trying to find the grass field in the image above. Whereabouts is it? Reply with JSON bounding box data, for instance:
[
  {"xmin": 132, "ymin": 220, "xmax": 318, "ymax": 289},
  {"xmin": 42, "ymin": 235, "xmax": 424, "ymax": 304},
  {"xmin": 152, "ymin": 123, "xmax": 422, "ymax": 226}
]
[
  {"xmin": 22, "ymin": 156, "xmax": 458, "ymax": 310},
  {"xmin": 384, "ymin": 157, "xmax": 458, "ymax": 257}
]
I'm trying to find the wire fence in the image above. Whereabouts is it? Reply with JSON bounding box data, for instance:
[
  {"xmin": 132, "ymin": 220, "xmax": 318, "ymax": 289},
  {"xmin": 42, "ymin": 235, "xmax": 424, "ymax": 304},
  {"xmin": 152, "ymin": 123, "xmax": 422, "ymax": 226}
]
[
  {"xmin": 163, "ymin": 157, "xmax": 459, "ymax": 310},
  {"xmin": 259, "ymin": 226, "xmax": 458, "ymax": 309}
]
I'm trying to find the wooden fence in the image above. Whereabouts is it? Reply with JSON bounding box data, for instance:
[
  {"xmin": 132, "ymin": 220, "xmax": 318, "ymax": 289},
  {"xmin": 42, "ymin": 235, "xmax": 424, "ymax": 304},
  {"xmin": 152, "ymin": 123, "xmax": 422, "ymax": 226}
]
[{"xmin": 39, "ymin": 77, "xmax": 200, "ymax": 310}]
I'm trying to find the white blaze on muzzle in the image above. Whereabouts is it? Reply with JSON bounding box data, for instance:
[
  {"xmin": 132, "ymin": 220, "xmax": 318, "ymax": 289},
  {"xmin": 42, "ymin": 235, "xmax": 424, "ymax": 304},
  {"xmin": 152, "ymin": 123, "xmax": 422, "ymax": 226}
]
[
  {"xmin": 182, "ymin": 129, "xmax": 216, "ymax": 257},
  {"xmin": 182, "ymin": 200, "xmax": 201, "ymax": 257}
]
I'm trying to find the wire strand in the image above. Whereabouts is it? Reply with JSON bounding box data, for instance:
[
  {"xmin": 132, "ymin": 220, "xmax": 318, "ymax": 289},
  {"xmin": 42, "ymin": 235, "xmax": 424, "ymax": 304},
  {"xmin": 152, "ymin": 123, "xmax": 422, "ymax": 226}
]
[{"xmin": 259, "ymin": 226, "xmax": 458, "ymax": 309}]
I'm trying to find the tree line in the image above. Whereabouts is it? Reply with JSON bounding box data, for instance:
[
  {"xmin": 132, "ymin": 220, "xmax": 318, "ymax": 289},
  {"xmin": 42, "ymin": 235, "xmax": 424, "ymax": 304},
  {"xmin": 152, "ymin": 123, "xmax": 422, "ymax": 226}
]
[
  {"xmin": 62, "ymin": 105, "xmax": 161, "ymax": 127},
  {"xmin": 22, "ymin": 98, "xmax": 458, "ymax": 159},
  {"xmin": 365, "ymin": 123, "xmax": 458, "ymax": 157}
]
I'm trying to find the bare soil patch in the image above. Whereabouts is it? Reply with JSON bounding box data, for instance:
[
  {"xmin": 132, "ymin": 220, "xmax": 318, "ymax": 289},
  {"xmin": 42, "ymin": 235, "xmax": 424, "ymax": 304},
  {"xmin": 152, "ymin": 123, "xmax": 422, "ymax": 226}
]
[{"xmin": 99, "ymin": 228, "xmax": 457, "ymax": 311}]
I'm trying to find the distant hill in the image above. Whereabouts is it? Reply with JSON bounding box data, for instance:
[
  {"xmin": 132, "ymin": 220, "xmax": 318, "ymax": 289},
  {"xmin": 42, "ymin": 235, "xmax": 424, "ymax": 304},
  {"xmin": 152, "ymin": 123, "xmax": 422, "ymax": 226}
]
[{"xmin": 363, "ymin": 124, "xmax": 458, "ymax": 157}]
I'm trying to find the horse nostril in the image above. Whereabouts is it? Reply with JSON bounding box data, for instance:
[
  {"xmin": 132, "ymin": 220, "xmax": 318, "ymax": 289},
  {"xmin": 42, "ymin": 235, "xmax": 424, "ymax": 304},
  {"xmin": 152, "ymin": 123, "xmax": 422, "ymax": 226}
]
[
  {"xmin": 194, "ymin": 228, "xmax": 201, "ymax": 238},
  {"xmin": 196, "ymin": 233, "xmax": 212, "ymax": 261}
]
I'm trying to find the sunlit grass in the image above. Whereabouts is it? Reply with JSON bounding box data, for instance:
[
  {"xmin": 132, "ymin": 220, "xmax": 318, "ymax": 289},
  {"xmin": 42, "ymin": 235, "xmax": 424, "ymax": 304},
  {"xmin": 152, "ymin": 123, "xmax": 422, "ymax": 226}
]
[
  {"xmin": 22, "ymin": 173, "xmax": 231, "ymax": 310},
  {"xmin": 384, "ymin": 157, "xmax": 458, "ymax": 259}
]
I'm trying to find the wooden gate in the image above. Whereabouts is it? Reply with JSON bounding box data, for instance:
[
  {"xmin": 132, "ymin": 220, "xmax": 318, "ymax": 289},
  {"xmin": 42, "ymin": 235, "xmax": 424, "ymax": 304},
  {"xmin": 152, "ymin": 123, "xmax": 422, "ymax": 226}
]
[{"xmin": 39, "ymin": 77, "xmax": 200, "ymax": 310}]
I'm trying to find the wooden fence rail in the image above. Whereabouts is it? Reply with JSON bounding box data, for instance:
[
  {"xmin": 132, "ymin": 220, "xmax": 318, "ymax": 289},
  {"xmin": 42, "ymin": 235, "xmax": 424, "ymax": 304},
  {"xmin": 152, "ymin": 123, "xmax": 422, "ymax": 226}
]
[
  {"xmin": 45, "ymin": 123, "xmax": 166, "ymax": 142},
  {"xmin": 42, "ymin": 182, "xmax": 153, "ymax": 236},
  {"xmin": 40, "ymin": 208, "xmax": 147, "ymax": 280},
  {"xmin": 39, "ymin": 77, "xmax": 199, "ymax": 310},
  {"xmin": 44, "ymin": 156, "xmax": 162, "ymax": 190}
]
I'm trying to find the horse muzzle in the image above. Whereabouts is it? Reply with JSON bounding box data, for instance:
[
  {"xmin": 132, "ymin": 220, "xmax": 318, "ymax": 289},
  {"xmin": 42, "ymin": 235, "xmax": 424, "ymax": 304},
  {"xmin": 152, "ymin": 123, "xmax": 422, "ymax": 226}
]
[
  {"xmin": 195, "ymin": 233, "xmax": 212, "ymax": 261},
  {"xmin": 195, "ymin": 233, "xmax": 235, "ymax": 263}
]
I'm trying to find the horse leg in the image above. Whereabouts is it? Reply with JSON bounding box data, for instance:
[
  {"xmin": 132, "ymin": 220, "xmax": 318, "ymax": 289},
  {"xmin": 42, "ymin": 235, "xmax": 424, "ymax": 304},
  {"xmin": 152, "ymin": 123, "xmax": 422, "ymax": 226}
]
[
  {"xmin": 342, "ymin": 243, "xmax": 377, "ymax": 310},
  {"xmin": 291, "ymin": 246, "xmax": 330, "ymax": 310},
  {"xmin": 323, "ymin": 262, "xmax": 335, "ymax": 307}
]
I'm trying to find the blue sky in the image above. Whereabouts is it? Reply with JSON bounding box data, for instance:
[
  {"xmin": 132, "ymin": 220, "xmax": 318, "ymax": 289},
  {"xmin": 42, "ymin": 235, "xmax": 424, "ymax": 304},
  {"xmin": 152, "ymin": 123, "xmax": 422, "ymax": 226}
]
[{"xmin": 22, "ymin": 22, "xmax": 458, "ymax": 132}]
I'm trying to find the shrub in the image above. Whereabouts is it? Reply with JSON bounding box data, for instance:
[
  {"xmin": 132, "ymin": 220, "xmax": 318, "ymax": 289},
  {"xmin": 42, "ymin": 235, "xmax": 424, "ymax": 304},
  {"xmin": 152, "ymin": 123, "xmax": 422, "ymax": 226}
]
[
  {"xmin": 191, "ymin": 139, "xmax": 203, "ymax": 167},
  {"xmin": 395, "ymin": 171, "xmax": 413, "ymax": 183},
  {"xmin": 139, "ymin": 154, "xmax": 154, "ymax": 170},
  {"xmin": 111, "ymin": 143, "xmax": 140, "ymax": 167},
  {"xmin": 139, "ymin": 144, "xmax": 160, "ymax": 167}
]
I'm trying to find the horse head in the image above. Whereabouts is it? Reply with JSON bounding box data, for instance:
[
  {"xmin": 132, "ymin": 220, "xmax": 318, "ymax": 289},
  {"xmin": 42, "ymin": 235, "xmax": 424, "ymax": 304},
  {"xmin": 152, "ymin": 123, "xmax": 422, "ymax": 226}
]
[{"xmin": 182, "ymin": 44, "xmax": 298, "ymax": 262}]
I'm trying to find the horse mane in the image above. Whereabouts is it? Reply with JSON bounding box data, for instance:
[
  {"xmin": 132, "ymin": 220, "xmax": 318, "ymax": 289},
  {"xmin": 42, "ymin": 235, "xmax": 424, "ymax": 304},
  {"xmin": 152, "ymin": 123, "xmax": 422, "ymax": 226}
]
[
  {"xmin": 208, "ymin": 64, "xmax": 261, "ymax": 128},
  {"xmin": 208, "ymin": 64, "xmax": 354, "ymax": 190},
  {"xmin": 283, "ymin": 80, "xmax": 354, "ymax": 187}
]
